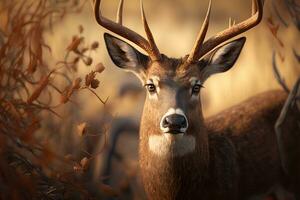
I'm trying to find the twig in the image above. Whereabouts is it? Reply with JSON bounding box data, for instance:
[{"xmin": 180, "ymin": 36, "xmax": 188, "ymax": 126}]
[
  {"xmin": 84, "ymin": 87, "xmax": 108, "ymax": 105},
  {"xmin": 272, "ymin": 51, "xmax": 290, "ymax": 93},
  {"xmin": 275, "ymin": 78, "xmax": 300, "ymax": 175},
  {"xmin": 293, "ymin": 48, "xmax": 300, "ymax": 63}
]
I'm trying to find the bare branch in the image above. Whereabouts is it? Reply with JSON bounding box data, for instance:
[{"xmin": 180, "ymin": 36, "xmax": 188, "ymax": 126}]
[{"xmin": 272, "ymin": 52, "xmax": 290, "ymax": 93}]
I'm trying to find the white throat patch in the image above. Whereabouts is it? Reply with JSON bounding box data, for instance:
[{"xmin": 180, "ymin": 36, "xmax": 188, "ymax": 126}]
[{"xmin": 148, "ymin": 134, "xmax": 196, "ymax": 157}]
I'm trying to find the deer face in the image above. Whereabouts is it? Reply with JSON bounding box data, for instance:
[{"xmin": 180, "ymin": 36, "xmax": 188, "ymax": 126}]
[
  {"xmin": 104, "ymin": 33, "xmax": 246, "ymax": 138},
  {"xmin": 96, "ymin": 0, "xmax": 261, "ymax": 156}
]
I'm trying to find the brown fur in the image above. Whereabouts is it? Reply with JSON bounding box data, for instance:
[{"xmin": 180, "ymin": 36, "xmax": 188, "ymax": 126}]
[
  {"xmin": 104, "ymin": 34, "xmax": 299, "ymax": 199},
  {"xmin": 206, "ymin": 90, "xmax": 290, "ymax": 199},
  {"xmin": 140, "ymin": 90, "xmax": 300, "ymax": 200},
  {"xmin": 138, "ymin": 56, "xmax": 299, "ymax": 199}
]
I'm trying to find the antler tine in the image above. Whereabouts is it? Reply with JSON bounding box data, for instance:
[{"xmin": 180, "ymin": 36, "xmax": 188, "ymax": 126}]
[
  {"xmin": 186, "ymin": 0, "xmax": 212, "ymax": 64},
  {"xmin": 199, "ymin": 0, "xmax": 263, "ymax": 59},
  {"xmin": 140, "ymin": 0, "xmax": 161, "ymax": 60},
  {"xmin": 94, "ymin": 0, "xmax": 161, "ymax": 61},
  {"xmin": 116, "ymin": 0, "xmax": 124, "ymax": 24},
  {"xmin": 186, "ymin": 0, "xmax": 263, "ymax": 64}
]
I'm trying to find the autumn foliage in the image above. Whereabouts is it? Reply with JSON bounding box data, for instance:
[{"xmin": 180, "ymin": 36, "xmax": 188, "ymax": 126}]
[{"xmin": 0, "ymin": 0, "xmax": 122, "ymax": 199}]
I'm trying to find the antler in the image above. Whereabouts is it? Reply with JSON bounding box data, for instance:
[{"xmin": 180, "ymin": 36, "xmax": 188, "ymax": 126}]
[
  {"xmin": 186, "ymin": 0, "xmax": 264, "ymax": 64},
  {"xmin": 94, "ymin": 0, "xmax": 161, "ymax": 61}
]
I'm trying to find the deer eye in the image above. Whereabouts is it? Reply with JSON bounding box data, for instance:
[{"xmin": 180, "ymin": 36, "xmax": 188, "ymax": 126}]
[
  {"xmin": 145, "ymin": 83, "xmax": 156, "ymax": 93},
  {"xmin": 191, "ymin": 84, "xmax": 202, "ymax": 95}
]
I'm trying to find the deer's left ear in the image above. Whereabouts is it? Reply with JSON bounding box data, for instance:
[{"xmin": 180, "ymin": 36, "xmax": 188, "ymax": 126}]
[
  {"xmin": 104, "ymin": 33, "xmax": 150, "ymax": 81},
  {"xmin": 199, "ymin": 37, "xmax": 246, "ymax": 82}
]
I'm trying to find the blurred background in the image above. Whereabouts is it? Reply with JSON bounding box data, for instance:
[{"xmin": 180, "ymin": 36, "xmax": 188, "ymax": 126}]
[
  {"xmin": 56, "ymin": 0, "xmax": 299, "ymax": 116},
  {"xmin": 0, "ymin": 0, "xmax": 299, "ymax": 199}
]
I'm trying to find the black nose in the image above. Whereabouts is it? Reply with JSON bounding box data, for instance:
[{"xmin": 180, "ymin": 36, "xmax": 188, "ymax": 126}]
[{"xmin": 162, "ymin": 114, "xmax": 188, "ymax": 133}]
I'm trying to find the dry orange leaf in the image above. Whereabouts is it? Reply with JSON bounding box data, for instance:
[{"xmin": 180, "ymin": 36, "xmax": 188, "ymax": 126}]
[
  {"xmin": 73, "ymin": 57, "xmax": 80, "ymax": 63},
  {"xmin": 95, "ymin": 63, "xmax": 105, "ymax": 73},
  {"xmin": 268, "ymin": 24, "xmax": 279, "ymax": 38},
  {"xmin": 84, "ymin": 57, "xmax": 93, "ymax": 66},
  {"xmin": 267, "ymin": 23, "xmax": 284, "ymax": 48},
  {"xmin": 60, "ymin": 78, "xmax": 82, "ymax": 104},
  {"xmin": 90, "ymin": 79, "xmax": 100, "ymax": 89},
  {"xmin": 91, "ymin": 41, "xmax": 99, "ymax": 49},
  {"xmin": 77, "ymin": 122, "xmax": 87, "ymax": 137},
  {"xmin": 27, "ymin": 75, "xmax": 49, "ymax": 104},
  {"xmin": 66, "ymin": 36, "xmax": 82, "ymax": 51},
  {"xmin": 72, "ymin": 77, "xmax": 82, "ymax": 90},
  {"xmin": 85, "ymin": 71, "xmax": 96, "ymax": 87}
]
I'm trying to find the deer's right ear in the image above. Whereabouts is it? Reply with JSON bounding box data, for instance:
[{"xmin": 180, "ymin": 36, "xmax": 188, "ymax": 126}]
[
  {"xmin": 199, "ymin": 37, "xmax": 246, "ymax": 82},
  {"xmin": 104, "ymin": 33, "xmax": 149, "ymax": 74}
]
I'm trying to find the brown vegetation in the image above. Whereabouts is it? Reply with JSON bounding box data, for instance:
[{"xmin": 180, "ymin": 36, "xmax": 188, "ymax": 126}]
[{"xmin": 0, "ymin": 0, "xmax": 126, "ymax": 199}]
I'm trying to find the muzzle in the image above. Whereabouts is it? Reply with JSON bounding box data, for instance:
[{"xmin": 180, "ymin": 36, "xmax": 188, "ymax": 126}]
[{"xmin": 160, "ymin": 108, "xmax": 188, "ymax": 134}]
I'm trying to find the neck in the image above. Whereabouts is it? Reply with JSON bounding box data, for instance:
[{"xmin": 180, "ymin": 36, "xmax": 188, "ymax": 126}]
[{"xmin": 139, "ymin": 105, "xmax": 210, "ymax": 199}]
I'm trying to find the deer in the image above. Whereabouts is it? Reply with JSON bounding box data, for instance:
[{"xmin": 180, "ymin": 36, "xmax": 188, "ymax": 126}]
[{"xmin": 93, "ymin": 0, "xmax": 300, "ymax": 199}]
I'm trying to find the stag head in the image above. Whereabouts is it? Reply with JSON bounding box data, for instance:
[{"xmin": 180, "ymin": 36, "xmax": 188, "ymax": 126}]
[{"xmin": 94, "ymin": 0, "xmax": 263, "ymax": 156}]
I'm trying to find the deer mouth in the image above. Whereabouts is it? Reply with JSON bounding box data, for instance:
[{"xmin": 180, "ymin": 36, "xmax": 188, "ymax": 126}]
[{"xmin": 163, "ymin": 125, "xmax": 187, "ymax": 135}]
